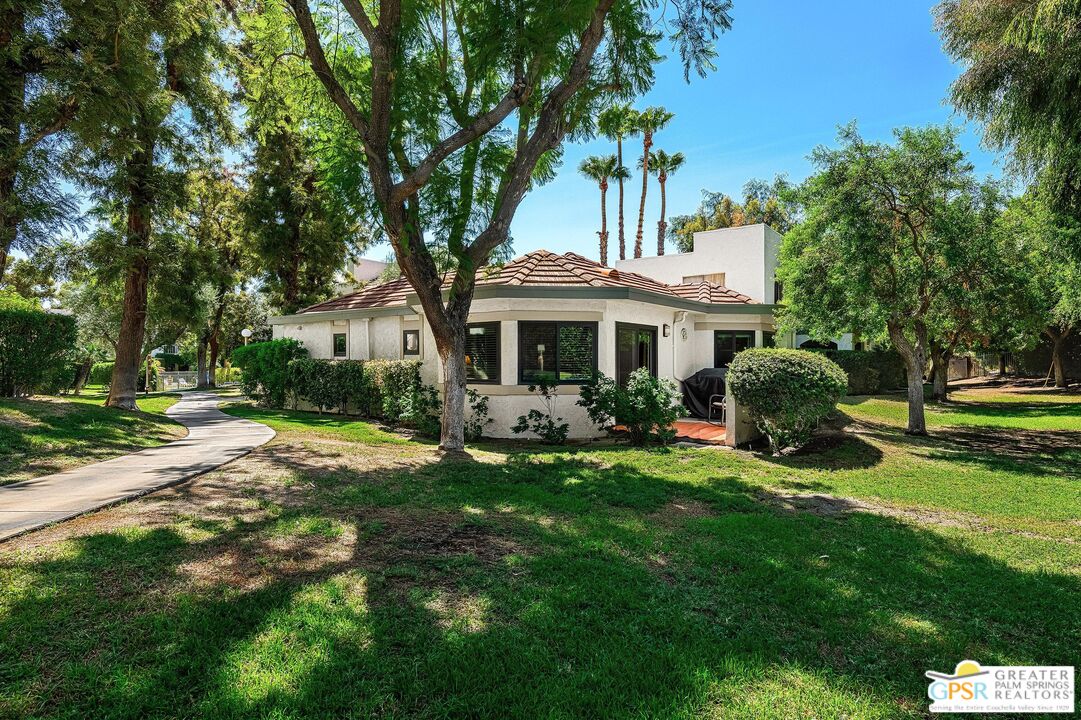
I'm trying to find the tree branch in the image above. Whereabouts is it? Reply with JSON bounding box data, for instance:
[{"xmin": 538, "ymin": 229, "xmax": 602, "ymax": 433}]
[{"xmin": 339, "ymin": 0, "xmax": 377, "ymax": 45}]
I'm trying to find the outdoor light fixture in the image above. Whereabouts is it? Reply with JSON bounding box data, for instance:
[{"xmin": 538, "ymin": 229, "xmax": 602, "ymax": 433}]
[
  {"xmin": 663, "ymin": 324, "xmax": 671, "ymax": 337},
  {"xmin": 241, "ymin": 328, "xmax": 253, "ymax": 345}
]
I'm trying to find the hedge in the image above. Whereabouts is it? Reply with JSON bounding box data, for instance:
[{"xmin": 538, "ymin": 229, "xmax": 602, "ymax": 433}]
[
  {"xmin": 361, "ymin": 359, "xmax": 423, "ymax": 422},
  {"xmin": 88, "ymin": 359, "xmax": 161, "ymax": 392},
  {"xmin": 728, "ymin": 348, "xmax": 848, "ymax": 454},
  {"xmin": 232, "ymin": 339, "xmax": 307, "ymax": 408},
  {"xmin": 814, "ymin": 349, "xmax": 905, "ymax": 395},
  {"xmin": 287, "ymin": 358, "xmax": 368, "ymax": 414},
  {"xmin": 0, "ymin": 293, "xmax": 77, "ymax": 397}
]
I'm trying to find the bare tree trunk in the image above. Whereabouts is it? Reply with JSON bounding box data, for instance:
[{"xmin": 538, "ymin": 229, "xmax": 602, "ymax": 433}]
[
  {"xmin": 616, "ymin": 136, "xmax": 625, "ymax": 261},
  {"xmin": 930, "ymin": 348, "xmax": 950, "ymax": 402},
  {"xmin": 196, "ymin": 334, "xmax": 210, "ymax": 389},
  {"xmin": 888, "ymin": 320, "xmax": 927, "ymax": 435},
  {"xmin": 436, "ymin": 328, "xmax": 467, "ymax": 452},
  {"xmin": 634, "ymin": 133, "xmax": 650, "ymax": 259},
  {"xmin": 0, "ymin": 6, "xmax": 24, "ymax": 286},
  {"xmin": 72, "ymin": 359, "xmax": 92, "ymax": 395},
  {"xmin": 206, "ymin": 286, "xmax": 227, "ymax": 388},
  {"xmin": 598, "ymin": 180, "xmax": 608, "ymax": 266},
  {"xmin": 657, "ymin": 175, "xmax": 666, "ymax": 256},
  {"xmin": 106, "ymin": 132, "xmax": 155, "ymax": 411},
  {"xmin": 1048, "ymin": 327, "xmax": 1071, "ymax": 388},
  {"xmin": 998, "ymin": 352, "xmax": 1007, "ymax": 377}
]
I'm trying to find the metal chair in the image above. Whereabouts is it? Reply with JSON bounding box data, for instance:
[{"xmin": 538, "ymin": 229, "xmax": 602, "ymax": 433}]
[{"xmin": 708, "ymin": 394, "xmax": 726, "ymax": 425}]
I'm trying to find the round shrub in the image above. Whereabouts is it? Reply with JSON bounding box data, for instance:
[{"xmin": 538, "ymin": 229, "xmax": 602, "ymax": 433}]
[{"xmin": 727, "ymin": 348, "xmax": 848, "ymax": 454}]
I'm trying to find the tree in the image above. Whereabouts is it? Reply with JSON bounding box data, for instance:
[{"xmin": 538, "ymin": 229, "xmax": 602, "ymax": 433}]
[
  {"xmin": 185, "ymin": 168, "xmax": 251, "ymax": 387},
  {"xmin": 999, "ymin": 191, "xmax": 1081, "ymax": 387},
  {"xmin": 0, "ymin": 0, "xmax": 96, "ymax": 281},
  {"xmin": 777, "ymin": 124, "xmax": 982, "ymax": 434},
  {"xmin": 242, "ymin": 123, "xmax": 361, "ymax": 314},
  {"xmin": 645, "ymin": 149, "xmax": 684, "ymax": 255},
  {"xmin": 66, "ymin": 0, "xmax": 232, "ymax": 410},
  {"xmin": 936, "ymin": 0, "xmax": 1081, "ymax": 239},
  {"xmin": 262, "ymin": 0, "xmax": 734, "ymax": 450},
  {"xmin": 632, "ymin": 106, "xmax": 674, "ymax": 258},
  {"xmin": 578, "ymin": 154, "xmax": 622, "ymax": 265},
  {"xmin": 668, "ymin": 175, "xmax": 795, "ymax": 252},
  {"xmin": 597, "ymin": 104, "xmax": 639, "ymax": 261}
]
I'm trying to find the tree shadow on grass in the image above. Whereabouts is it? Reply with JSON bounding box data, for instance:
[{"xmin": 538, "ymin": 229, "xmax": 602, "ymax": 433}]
[{"xmin": 1, "ymin": 450, "xmax": 1078, "ymax": 718}]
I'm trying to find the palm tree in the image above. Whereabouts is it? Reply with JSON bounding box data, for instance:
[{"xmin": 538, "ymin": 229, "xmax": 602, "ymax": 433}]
[
  {"xmin": 644, "ymin": 149, "xmax": 685, "ymax": 256},
  {"xmin": 578, "ymin": 154, "xmax": 623, "ymax": 265},
  {"xmin": 632, "ymin": 107, "xmax": 674, "ymax": 258},
  {"xmin": 597, "ymin": 104, "xmax": 639, "ymax": 261}
]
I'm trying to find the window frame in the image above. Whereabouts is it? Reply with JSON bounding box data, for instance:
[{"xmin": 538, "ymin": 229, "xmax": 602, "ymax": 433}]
[
  {"xmin": 464, "ymin": 321, "xmax": 501, "ymax": 385},
  {"xmin": 332, "ymin": 332, "xmax": 347, "ymax": 358},
  {"xmin": 402, "ymin": 329, "xmax": 420, "ymax": 356},
  {"xmin": 517, "ymin": 321, "xmax": 599, "ymax": 385},
  {"xmin": 713, "ymin": 330, "xmax": 755, "ymax": 368},
  {"xmin": 615, "ymin": 322, "xmax": 658, "ymax": 387}
]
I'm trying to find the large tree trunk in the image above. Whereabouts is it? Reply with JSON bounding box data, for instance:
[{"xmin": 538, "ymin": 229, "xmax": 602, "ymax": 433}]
[
  {"xmin": 616, "ymin": 137, "xmax": 625, "ymax": 261},
  {"xmin": 106, "ymin": 133, "xmax": 155, "ymax": 410},
  {"xmin": 1048, "ymin": 327, "xmax": 1071, "ymax": 388},
  {"xmin": 435, "ymin": 324, "xmax": 468, "ymax": 452},
  {"xmin": 634, "ymin": 132, "xmax": 650, "ymax": 259},
  {"xmin": 929, "ymin": 344, "xmax": 950, "ymax": 403},
  {"xmin": 598, "ymin": 181, "xmax": 608, "ymax": 266},
  {"xmin": 657, "ymin": 175, "xmax": 666, "ymax": 256},
  {"xmin": 888, "ymin": 320, "xmax": 927, "ymax": 435},
  {"xmin": 0, "ymin": 6, "xmax": 24, "ymax": 285},
  {"xmin": 196, "ymin": 333, "xmax": 210, "ymax": 389},
  {"xmin": 204, "ymin": 286, "xmax": 228, "ymax": 389}
]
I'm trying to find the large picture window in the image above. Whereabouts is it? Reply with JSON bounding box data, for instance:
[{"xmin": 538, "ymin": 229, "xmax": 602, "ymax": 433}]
[
  {"xmin": 518, "ymin": 321, "xmax": 597, "ymax": 384},
  {"xmin": 465, "ymin": 322, "xmax": 500, "ymax": 384},
  {"xmin": 714, "ymin": 330, "xmax": 754, "ymax": 367}
]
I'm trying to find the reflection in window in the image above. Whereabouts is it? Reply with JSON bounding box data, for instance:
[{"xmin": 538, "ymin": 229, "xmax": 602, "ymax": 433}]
[
  {"xmin": 465, "ymin": 323, "xmax": 499, "ymax": 383},
  {"xmin": 333, "ymin": 333, "xmax": 347, "ymax": 358},
  {"xmin": 402, "ymin": 329, "xmax": 420, "ymax": 356},
  {"xmin": 519, "ymin": 322, "xmax": 597, "ymax": 384},
  {"xmin": 714, "ymin": 330, "xmax": 754, "ymax": 367}
]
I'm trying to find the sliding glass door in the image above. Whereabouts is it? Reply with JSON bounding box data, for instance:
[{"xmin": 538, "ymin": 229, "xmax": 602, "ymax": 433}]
[{"xmin": 616, "ymin": 323, "xmax": 657, "ymax": 387}]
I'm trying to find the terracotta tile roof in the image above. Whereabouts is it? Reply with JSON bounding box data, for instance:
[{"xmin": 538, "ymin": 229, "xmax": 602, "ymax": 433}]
[
  {"xmin": 296, "ymin": 249, "xmax": 755, "ymax": 314},
  {"xmin": 669, "ymin": 281, "xmax": 755, "ymax": 304}
]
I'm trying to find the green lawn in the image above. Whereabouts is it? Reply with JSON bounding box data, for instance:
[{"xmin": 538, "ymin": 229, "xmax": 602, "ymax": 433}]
[
  {"xmin": 0, "ymin": 387, "xmax": 184, "ymax": 484},
  {"xmin": 0, "ymin": 386, "xmax": 1077, "ymax": 718}
]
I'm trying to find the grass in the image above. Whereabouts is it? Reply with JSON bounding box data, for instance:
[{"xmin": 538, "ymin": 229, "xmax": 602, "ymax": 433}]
[
  {"xmin": 0, "ymin": 385, "xmax": 1077, "ymax": 718},
  {"xmin": 0, "ymin": 387, "xmax": 184, "ymax": 484}
]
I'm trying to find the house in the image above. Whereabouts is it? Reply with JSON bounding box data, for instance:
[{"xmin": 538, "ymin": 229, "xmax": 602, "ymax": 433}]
[{"xmin": 270, "ymin": 225, "xmax": 790, "ymax": 443}]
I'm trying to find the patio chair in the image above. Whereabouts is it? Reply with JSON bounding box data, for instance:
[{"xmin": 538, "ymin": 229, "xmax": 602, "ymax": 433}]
[{"xmin": 707, "ymin": 394, "xmax": 726, "ymax": 425}]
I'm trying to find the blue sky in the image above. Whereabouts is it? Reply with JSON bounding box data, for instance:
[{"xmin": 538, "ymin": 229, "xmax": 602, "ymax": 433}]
[{"xmin": 506, "ymin": 0, "xmax": 1003, "ymax": 259}]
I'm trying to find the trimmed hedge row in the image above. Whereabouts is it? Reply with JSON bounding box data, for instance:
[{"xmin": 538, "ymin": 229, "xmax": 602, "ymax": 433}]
[
  {"xmin": 728, "ymin": 348, "xmax": 847, "ymax": 454},
  {"xmin": 0, "ymin": 293, "xmax": 77, "ymax": 397},
  {"xmin": 232, "ymin": 339, "xmax": 308, "ymax": 408},
  {"xmin": 89, "ymin": 360, "xmax": 162, "ymax": 392},
  {"xmin": 814, "ymin": 349, "xmax": 905, "ymax": 395}
]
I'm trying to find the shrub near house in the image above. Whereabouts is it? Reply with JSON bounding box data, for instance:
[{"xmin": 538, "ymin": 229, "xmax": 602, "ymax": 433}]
[{"xmin": 728, "ymin": 348, "xmax": 848, "ymax": 455}]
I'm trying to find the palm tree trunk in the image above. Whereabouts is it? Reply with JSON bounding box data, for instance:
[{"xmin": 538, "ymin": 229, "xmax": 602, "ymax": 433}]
[
  {"xmin": 635, "ymin": 133, "xmax": 650, "ymax": 259},
  {"xmin": 616, "ymin": 137, "xmax": 625, "ymax": 261},
  {"xmin": 599, "ymin": 181, "xmax": 608, "ymax": 266},
  {"xmin": 657, "ymin": 175, "xmax": 666, "ymax": 256}
]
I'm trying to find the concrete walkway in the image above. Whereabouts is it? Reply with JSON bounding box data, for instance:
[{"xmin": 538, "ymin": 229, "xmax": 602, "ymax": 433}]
[{"xmin": 0, "ymin": 392, "xmax": 275, "ymax": 541}]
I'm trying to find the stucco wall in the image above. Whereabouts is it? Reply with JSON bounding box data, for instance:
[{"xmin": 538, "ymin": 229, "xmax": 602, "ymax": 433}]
[{"xmin": 615, "ymin": 224, "xmax": 783, "ymax": 303}]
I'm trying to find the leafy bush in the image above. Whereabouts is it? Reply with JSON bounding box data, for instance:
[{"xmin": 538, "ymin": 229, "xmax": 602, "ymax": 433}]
[
  {"xmin": 232, "ymin": 339, "xmax": 307, "ymax": 408},
  {"xmin": 464, "ymin": 389, "xmax": 492, "ymax": 441},
  {"xmin": 0, "ymin": 292, "xmax": 77, "ymax": 397},
  {"xmin": 815, "ymin": 349, "xmax": 905, "ymax": 395},
  {"xmin": 155, "ymin": 352, "xmax": 187, "ymax": 371},
  {"xmin": 86, "ymin": 359, "xmax": 161, "ymax": 392},
  {"xmin": 577, "ymin": 368, "xmax": 683, "ymax": 445},
  {"xmin": 512, "ymin": 380, "xmax": 570, "ymax": 444},
  {"xmin": 399, "ymin": 383, "xmax": 441, "ymax": 437},
  {"xmin": 215, "ymin": 365, "xmax": 242, "ymax": 385},
  {"xmin": 287, "ymin": 358, "xmax": 373, "ymax": 415},
  {"xmin": 362, "ymin": 359, "xmax": 422, "ymax": 421},
  {"xmin": 727, "ymin": 348, "xmax": 847, "ymax": 454}
]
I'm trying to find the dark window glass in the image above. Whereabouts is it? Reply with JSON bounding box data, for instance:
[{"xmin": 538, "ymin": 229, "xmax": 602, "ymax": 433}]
[
  {"xmin": 402, "ymin": 329, "xmax": 420, "ymax": 356},
  {"xmin": 519, "ymin": 322, "xmax": 597, "ymax": 384},
  {"xmin": 333, "ymin": 333, "xmax": 347, "ymax": 358},
  {"xmin": 465, "ymin": 322, "xmax": 500, "ymax": 383},
  {"xmin": 616, "ymin": 323, "xmax": 657, "ymax": 387},
  {"xmin": 763, "ymin": 331, "xmax": 776, "ymax": 348},
  {"xmin": 773, "ymin": 281, "xmax": 784, "ymax": 303},
  {"xmin": 714, "ymin": 330, "xmax": 754, "ymax": 367}
]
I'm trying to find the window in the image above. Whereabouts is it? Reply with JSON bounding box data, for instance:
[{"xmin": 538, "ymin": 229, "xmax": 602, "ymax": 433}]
[
  {"xmin": 333, "ymin": 333, "xmax": 347, "ymax": 358},
  {"xmin": 683, "ymin": 272, "xmax": 726, "ymax": 286},
  {"xmin": 773, "ymin": 281, "xmax": 783, "ymax": 303},
  {"xmin": 714, "ymin": 330, "xmax": 754, "ymax": 368},
  {"xmin": 402, "ymin": 329, "xmax": 420, "ymax": 356},
  {"xmin": 763, "ymin": 331, "xmax": 776, "ymax": 348},
  {"xmin": 518, "ymin": 321, "xmax": 597, "ymax": 384},
  {"xmin": 465, "ymin": 322, "xmax": 500, "ymax": 384}
]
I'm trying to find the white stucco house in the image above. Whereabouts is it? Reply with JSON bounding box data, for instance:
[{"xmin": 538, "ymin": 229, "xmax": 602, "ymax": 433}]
[{"xmin": 271, "ymin": 224, "xmax": 807, "ymax": 443}]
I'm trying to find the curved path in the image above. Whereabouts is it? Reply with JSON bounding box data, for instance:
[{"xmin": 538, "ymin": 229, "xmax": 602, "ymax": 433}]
[{"xmin": 0, "ymin": 392, "xmax": 275, "ymax": 542}]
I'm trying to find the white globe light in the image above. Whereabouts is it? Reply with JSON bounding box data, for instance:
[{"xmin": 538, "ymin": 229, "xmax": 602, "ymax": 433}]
[{"xmin": 241, "ymin": 328, "xmax": 252, "ymax": 338}]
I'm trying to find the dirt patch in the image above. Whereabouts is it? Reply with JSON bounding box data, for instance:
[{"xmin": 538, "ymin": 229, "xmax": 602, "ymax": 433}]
[
  {"xmin": 649, "ymin": 499, "xmax": 717, "ymax": 526},
  {"xmin": 758, "ymin": 490, "xmax": 993, "ymax": 530}
]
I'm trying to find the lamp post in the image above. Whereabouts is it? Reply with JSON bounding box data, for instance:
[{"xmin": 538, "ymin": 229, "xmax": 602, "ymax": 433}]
[{"xmin": 241, "ymin": 328, "xmax": 252, "ymax": 345}]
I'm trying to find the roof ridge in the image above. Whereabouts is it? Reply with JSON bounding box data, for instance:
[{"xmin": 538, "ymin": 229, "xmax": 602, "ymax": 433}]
[{"xmin": 549, "ymin": 252, "xmax": 604, "ymax": 286}]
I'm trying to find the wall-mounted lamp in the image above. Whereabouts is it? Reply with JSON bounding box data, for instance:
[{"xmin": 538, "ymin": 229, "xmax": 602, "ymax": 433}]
[{"xmin": 662, "ymin": 324, "xmax": 671, "ymax": 337}]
